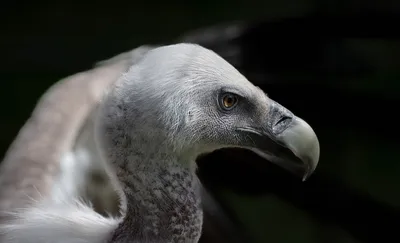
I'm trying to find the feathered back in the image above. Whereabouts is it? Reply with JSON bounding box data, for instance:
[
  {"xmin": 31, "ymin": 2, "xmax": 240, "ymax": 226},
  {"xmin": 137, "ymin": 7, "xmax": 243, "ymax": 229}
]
[{"xmin": 0, "ymin": 46, "xmax": 154, "ymax": 222}]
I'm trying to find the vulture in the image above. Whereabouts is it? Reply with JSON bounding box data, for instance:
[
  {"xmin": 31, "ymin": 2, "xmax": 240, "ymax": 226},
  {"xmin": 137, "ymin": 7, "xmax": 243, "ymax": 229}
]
[{"xmin": 0, "ymin": 43, "xmax": 319, "ymax": 243}]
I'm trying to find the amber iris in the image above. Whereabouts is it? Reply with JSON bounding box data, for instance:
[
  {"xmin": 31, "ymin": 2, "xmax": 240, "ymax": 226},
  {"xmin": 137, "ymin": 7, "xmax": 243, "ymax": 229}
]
[{"xmin": 222, "ymin": 94, "xmax": 238, "ymax": 109}]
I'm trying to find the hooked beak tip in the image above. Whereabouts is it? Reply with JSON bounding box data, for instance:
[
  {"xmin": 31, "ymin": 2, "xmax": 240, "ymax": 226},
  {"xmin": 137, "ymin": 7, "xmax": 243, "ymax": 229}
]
[
  {"xmin": 287, "ymin": 117, "xmax": 320, "ymax": 181},
  {"xmin": 302, "ymin": 164, "xmax": 313, "ymax": 182}
]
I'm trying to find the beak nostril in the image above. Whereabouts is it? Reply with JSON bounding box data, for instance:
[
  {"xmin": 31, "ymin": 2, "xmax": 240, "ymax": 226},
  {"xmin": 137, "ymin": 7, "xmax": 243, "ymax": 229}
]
[
  {"xmin": 275, "ymin": 116, "xmax": 291, "ymax": 127},
  {"xmin": 268, "ymin": 101, "xmax": 294, "ymax": 134},
  {"xmin": 272, "ymin": 115, "xmax": 292, "ymax": 134}
]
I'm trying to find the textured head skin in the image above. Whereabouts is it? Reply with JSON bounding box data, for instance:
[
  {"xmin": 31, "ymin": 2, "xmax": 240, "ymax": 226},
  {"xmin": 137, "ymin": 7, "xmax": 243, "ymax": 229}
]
[{"xmin": 99, "ymin": 43, "xmax": 270, "ymax": 163}]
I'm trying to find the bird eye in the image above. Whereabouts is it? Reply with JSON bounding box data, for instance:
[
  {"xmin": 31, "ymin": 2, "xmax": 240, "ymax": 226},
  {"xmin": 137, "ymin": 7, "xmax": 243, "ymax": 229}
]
[{"xmin": 220, "ymin": 93, "xmax": 239, "ymax": 110}]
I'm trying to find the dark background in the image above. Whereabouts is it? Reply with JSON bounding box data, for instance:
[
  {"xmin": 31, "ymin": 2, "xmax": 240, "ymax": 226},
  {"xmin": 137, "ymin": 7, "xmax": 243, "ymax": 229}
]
[{"xmin": 1, "ymin": 1, "xmax": 400, "ymax": 243}]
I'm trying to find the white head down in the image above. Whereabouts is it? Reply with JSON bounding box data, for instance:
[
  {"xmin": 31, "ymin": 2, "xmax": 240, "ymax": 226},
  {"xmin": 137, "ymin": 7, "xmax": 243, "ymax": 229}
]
[{"xmin": 95, "ymin": 43, "xmax": 319, "ymax": 242}]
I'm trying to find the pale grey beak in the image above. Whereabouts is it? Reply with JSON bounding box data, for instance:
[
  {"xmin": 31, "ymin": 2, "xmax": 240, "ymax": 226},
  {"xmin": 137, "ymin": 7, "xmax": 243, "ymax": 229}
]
[{"xmin": 243, "ymin": 99, "xmax": 320, "ymax": 181}]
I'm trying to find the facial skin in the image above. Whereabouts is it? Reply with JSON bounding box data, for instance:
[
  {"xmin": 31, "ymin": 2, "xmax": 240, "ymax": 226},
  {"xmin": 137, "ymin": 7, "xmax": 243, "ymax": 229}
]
[{"xmin": 103, "ymin": 43, "xmax": 319, "ymax": 179}]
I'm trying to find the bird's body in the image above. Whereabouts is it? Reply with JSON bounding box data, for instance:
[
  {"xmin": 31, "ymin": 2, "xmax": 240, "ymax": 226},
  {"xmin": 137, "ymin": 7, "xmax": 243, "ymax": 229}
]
[{"xmin": 0, "ymin": 44, "xmax": 319, "ymax": 243}]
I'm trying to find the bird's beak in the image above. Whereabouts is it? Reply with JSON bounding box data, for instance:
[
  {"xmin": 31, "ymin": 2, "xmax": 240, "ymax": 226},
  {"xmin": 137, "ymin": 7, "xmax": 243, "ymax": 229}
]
[{"xmin": 241, "ymin": 99, "xmax": 320, "ymax": 181}]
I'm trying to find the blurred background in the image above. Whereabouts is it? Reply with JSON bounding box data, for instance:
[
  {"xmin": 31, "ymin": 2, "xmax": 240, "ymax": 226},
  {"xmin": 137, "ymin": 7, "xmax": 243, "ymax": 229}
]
[{"xmin": 1, "ymin": 1, "xmax": 400, "ymax": 243}]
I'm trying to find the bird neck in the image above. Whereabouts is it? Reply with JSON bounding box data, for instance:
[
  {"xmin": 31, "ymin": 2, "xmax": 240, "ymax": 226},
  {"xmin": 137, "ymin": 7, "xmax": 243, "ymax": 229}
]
[{"xmin": 109, "ymin": 153, "xmax": 203, "ymax": 243}]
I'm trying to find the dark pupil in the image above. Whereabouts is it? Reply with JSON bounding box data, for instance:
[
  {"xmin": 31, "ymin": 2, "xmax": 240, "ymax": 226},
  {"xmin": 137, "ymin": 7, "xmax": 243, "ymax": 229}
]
[{"xmin": 225, "ymin": 96, "xmax": 234, "ymax": 106}]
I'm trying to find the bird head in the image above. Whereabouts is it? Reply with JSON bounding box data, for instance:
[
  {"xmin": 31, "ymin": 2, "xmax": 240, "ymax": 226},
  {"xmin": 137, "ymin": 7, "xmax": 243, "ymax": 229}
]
[{"xmin": 101, "ymin": 43, "xmax": 319, "ymax": 180}]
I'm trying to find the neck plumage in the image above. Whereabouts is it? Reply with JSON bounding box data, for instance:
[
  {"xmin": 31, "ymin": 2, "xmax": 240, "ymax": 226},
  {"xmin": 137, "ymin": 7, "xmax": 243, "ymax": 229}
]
[{"xmin": 107, "ymin": 149, "xmax": 203, "ymax": 243}]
